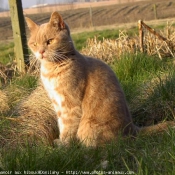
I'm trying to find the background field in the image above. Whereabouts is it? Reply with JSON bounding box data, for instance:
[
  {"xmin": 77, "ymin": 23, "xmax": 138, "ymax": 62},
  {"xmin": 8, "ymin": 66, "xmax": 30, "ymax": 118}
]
[{"xmin": 0, "ymin": 0, "xmax": 175, "ymax": 42}]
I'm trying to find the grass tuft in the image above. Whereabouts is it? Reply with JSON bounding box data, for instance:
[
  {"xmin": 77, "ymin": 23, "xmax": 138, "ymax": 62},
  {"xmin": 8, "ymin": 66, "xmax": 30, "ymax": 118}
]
[
  {"xmin": 0, "ymin": 43, "xmax": 14, "ymax": 65},
  {"xmin": 1, "ymin": 130, "xmax": 175, "ymax": 174}
]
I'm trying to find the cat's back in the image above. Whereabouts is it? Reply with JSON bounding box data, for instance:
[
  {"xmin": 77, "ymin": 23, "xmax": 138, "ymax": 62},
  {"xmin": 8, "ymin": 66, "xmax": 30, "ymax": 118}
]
[
  {"xmin": 82, "ymin": 55, "xmax": 123, "ymax": 93},
  {"xmin": 78, "ymin": 54, "xmax": 128, "ymax": 113}
]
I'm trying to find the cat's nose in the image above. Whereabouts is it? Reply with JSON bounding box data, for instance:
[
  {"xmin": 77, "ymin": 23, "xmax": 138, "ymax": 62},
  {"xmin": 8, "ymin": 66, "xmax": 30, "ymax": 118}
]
[{"xmin": 39, "ymin": 49, "xmax": 45, "ymax": 54}]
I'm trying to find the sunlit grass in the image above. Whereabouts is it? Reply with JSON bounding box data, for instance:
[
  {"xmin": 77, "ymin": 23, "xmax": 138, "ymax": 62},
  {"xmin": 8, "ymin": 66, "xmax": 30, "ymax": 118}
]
[
  {"xmin": 72, "ymin": 29, "xmax": 122, "ymax": 50},
  {"xmin": 0, "ymin": 43, "xmax": 14, "ymax": 65},
  {"xmin": 1, "ymin": 129, "xmax": 175, "ymax": 174}
]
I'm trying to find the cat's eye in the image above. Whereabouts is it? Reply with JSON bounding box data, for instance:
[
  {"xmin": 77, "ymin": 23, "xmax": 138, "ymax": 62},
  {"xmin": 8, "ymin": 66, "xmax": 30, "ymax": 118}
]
[
  {"xmin": 47, "ymin": 39, "xmax": 54, "ymax": 45},
  {"xmin": 33, "ymin": 42, "xmax": 37, "ymax": 46}
]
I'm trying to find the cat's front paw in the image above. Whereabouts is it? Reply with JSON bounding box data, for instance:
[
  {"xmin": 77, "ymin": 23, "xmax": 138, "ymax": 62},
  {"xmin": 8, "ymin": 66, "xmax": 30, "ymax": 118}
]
[
  {"xmin": 53, "ymin": 139, "xmax": 63, "ymax": 147},
  {"xmin": 53, "ymin": 138, "xmax": 78, "ymax": 148}
]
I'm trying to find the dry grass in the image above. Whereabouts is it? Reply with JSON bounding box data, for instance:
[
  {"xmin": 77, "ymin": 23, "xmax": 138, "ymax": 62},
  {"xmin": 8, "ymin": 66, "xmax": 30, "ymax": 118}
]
[
  {"xmin": 16, "ymin": 84, "xmax": 58, "ymax": 144},
  {"xmin": 0, "ymin": 54, "xmax": 58, "ymax": 148},
  {"xmin": 0, "ymin": 62, "xmax": 16, "ymax": 86},
  {"xmin": 0, "ymin": 90, "xmax": 9, "ymax": 113},
  {"xmin": 0, "ymin": 85, "xmax": 58, "ymax": 148},
  {"xmin": 142, "ymin": 23, "xmax": 175, "ymax": 59},
  {"xmin": 27, "ymin": 55, "xmax": 40, "ymax": 75},
  {"xmin": 82, "ymin": 30, "xmax": 139, "ymax": 64},
  {"xmin": 81, "ymin": 25, "xmax": 175, "ymax": 64}
]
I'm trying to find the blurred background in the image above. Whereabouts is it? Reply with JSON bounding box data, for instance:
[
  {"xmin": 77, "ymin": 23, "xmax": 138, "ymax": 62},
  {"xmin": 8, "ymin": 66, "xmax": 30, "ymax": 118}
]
[{"xmin": 0, "ymin": 0, "xmax": 175, "ymax": 41}]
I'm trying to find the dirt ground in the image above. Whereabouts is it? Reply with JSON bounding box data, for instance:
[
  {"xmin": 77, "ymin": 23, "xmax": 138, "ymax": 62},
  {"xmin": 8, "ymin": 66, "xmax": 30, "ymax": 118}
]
[{"xmin": 0, "ymin": 0, "xmax": 175, "ymax": 42}]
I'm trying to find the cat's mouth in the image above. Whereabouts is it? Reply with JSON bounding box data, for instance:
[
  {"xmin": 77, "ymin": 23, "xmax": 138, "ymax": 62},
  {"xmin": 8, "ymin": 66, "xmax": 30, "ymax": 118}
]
[{"xmin": 35, "ymin": 51, "xmax": 47, "ymax": 60}]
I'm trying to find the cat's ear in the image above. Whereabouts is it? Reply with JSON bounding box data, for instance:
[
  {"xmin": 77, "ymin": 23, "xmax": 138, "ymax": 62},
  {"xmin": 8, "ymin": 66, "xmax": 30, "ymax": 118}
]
[
  {"xmin": 49, "ymin": 12, "xmax": 65, "ymax": 30},
  {"xmin": 25, "ymin": 17, "xmax": 39, "ymax": 32}
]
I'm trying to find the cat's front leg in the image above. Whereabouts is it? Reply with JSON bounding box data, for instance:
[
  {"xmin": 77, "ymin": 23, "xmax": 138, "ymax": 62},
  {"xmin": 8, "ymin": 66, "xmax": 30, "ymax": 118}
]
[{"xmin": 58, "ymin": 115, "xmax": 80, "ymax": 145}]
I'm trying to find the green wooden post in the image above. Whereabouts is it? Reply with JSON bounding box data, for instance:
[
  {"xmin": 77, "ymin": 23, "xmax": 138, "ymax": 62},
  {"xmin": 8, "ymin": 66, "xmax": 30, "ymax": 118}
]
[{"xmin": 8, "ymin": 0, "xmax": 29, "ymax": 73}]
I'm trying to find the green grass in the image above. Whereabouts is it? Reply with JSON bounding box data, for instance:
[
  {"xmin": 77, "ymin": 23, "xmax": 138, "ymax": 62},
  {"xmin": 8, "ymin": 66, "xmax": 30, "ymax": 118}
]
[
  {"xmin": 72, "ymin": 27, "xmax": 140, "ymax": 50},
  {"xmin": 0, "ymin": 43, "xmax": 14, "ymax": 65},
  {"xmin": 10, "ymin": 74, "xmax": 38, "ymax": 90},
  {"xmin": 71, "ymin": 25, "xmax": 163, "ymax": 51},
  {"xmin": 72, "ymin": 29, "xmax": 124, "ymax": 50},
  {"xmin": 1, "ymin": 130, "xmax": 175, "ymax": 174},
  {"xmin": 112, "ymin": 53, "xmax": 174, "ymax": 102},
  {"xmin": 6, "ymin": 74, "xmax": 38, "ymax": 109},
  {"xmin": 112, "ymin": 53, "xmax": 175, "ymax": 125},
  {"xmin": 1, "ymin": 27, "xmax": 175, "ymax": 174}
]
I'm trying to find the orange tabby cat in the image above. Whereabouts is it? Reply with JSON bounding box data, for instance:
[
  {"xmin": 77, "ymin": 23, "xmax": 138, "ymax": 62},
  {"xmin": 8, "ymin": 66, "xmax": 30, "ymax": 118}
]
[{"xmin": 25, "ymin": 12, "xmax": 174, "ymax": 147}]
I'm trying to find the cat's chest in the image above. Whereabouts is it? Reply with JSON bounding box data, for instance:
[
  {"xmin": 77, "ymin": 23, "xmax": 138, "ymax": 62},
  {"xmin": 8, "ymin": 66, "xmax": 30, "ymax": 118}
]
[
  {"xmin": 40, "ymin": 69, "xmax": 64, "ymax": 114},
  {"xmin": 41, "ymin": 76, "xmax": 59, "ymax": 97}
]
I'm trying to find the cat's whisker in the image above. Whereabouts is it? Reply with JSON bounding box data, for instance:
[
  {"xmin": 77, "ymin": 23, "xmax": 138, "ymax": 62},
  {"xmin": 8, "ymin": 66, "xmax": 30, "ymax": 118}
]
[
  {"xmin": 53, "ymin": 55, "xmax": 68, "ymax": 63},
  {"xmin": 47, "ymin": 50, "xmax": 70, "ymax": 63}
]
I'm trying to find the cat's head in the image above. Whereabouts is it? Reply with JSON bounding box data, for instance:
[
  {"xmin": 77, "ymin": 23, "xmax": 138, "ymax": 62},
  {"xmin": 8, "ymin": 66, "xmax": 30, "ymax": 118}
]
[{"xmin": 25, "ymin": 12, "xmax": 75, "ymax": 63}]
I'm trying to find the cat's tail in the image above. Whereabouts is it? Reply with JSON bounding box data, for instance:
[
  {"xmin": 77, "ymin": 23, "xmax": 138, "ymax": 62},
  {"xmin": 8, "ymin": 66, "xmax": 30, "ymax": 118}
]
[{"xmin": 138, "ymin": 121, "xmax": 175, "ymax": 135}]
